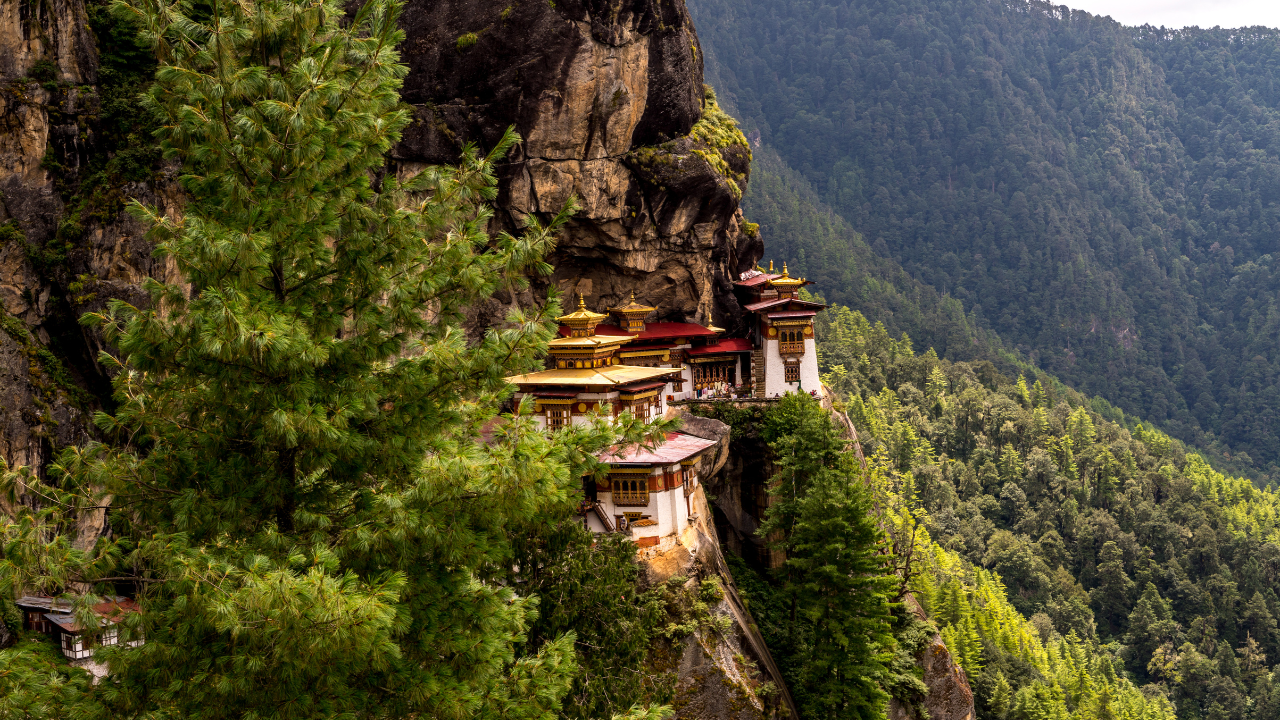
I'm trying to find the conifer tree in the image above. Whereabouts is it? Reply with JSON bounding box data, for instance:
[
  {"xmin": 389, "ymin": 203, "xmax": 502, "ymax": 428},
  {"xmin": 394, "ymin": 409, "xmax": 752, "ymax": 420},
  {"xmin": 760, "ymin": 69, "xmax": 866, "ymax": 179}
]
[
  {"xmin": 1125, "ymin": 583, "xmax": 1181, "ymax": 681},
  {"xmin": 0, "ymin": 0, "xmax": 661, "ymax": 716},
  {"xmin": 759, "ymin": 393, "xmax": 897, "ymax": 720}
]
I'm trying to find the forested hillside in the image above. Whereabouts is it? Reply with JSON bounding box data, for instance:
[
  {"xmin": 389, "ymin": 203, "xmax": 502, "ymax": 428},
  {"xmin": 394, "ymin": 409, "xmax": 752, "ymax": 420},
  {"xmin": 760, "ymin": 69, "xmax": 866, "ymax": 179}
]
[
  {"xmin": 690, "ymin": 0, "xmax": 1280, "ymax": 484},
  {"xmin": 808, "ymin": 302, "xmax": 1280, "ymax": 720}
]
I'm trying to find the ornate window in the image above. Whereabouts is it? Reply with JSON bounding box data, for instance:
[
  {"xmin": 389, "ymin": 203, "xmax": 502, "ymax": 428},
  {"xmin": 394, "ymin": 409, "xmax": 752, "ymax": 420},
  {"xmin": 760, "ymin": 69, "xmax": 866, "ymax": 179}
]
[
  {"xmin": 612, "ymin": 475, "xmax": 650, "ymax": 506},
  {"xmin": 778, "ymin": 328, "xmax": 806, "ymax": 355},
  {"xmin": 692, "ymin": 363, "xmax": 733, "ymax": 389},
  {"xmin": 785, "ymin": 364, "xmax": 800, "ymax": 383},
  {"xmin": 546, "ymin": 407, "xmax": 570, "ymax": 429}
]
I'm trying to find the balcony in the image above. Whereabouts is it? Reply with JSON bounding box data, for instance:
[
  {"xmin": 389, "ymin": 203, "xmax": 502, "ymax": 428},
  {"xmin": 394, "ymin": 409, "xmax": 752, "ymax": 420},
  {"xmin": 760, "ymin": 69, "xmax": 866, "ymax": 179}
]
[
  {"xmin": 613, "ymin": 489, "xmax": 650, "ymax": 506},
  {"xmin": 778, "ymin": 341, "xmax": 806, "ymax": 355}
]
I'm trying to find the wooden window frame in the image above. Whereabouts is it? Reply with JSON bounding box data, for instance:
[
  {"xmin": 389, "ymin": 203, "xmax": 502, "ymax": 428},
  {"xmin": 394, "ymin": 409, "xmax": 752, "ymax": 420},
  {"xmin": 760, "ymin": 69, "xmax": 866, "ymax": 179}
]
[
  {"xmin": 545, "ymin": 406, "xmax": 570, "ymax": 429},
  {"xmin": 612, "ymin": 475, "xmax": 650, "ymax": 506}
]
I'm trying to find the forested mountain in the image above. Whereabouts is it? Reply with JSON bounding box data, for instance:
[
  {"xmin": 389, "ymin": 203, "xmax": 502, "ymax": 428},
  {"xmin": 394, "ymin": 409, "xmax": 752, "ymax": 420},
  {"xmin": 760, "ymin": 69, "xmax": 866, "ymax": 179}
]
[
  {"xmin": 689, "ymin": 0, "xmax": 1280, "ymax": 485},
  {"xmin": 805, "ymin": 303, "xmax": 1280, "ymax": 720}
]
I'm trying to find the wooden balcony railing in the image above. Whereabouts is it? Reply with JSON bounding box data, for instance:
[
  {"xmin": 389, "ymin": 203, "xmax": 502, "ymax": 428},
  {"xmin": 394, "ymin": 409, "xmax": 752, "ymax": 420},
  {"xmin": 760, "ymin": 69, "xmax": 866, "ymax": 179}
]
[
  {"xmin": 611, "ymin": 475, "xmax": 651, "ymax": 506},
  {"xmin": 613, "ymin": 489, "xmax": 650, "ymax": 506},
  {"xmin": 778, "ymin": 341, "xmax": 806, "ymax": 355}
]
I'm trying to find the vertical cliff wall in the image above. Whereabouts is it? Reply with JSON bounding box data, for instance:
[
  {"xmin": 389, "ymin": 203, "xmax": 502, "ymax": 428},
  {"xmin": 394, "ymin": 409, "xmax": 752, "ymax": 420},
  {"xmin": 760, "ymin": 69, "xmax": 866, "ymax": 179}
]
[
  {"xmin": 0, "ymin": 0, "xmax": 182, "ymax": 517},
  {"xmin": 1, "ymin": 0, "xmax": 763, "ymax": 478},
  {"xmin": 394, "ymin": 0, "xmax": 761, "ymax": 332}
]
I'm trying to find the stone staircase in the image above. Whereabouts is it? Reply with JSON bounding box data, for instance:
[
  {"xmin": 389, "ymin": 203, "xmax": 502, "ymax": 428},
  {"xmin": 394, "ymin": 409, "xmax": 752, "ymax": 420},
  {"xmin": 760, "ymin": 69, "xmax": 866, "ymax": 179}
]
[{"xmin": 751, "ymin": 347, "xmax": 766, "ymax": 398}]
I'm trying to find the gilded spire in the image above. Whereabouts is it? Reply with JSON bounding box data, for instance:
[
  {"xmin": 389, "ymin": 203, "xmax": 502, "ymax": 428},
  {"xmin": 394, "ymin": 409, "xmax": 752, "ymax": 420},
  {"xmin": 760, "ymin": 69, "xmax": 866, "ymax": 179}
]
[
  {"xmin": 769, "ymin": 260, "xmax": 774, "ymax": 272},
  {"xmin": 770, "ymin": 262, "xmax": 806, "ymax": 291},
  {"xmin": 558, "ymin": 291, "xmax": 608, "ymax": 337},
  {"xmin": 608, "ymin": 290, "xmax": 656, "ymax": 334}
]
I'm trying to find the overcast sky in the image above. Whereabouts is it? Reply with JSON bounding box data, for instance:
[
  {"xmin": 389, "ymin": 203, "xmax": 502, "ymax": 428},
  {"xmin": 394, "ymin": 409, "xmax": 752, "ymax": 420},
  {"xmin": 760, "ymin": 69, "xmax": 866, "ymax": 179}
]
[{"xmin": 1064, "ymin": 0, "xmax": 1280, "ymax": 29}]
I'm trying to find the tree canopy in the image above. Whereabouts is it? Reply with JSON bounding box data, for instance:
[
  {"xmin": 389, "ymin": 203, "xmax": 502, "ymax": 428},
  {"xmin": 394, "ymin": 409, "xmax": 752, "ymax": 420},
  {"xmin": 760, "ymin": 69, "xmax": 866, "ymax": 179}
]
[
  {"xmin": 692, "ymin": 0, "xmax": 1280, "ymax": 485},
  {"xmin": 0, "ymin": 0, "xmax": 664, "ymax": 717}
]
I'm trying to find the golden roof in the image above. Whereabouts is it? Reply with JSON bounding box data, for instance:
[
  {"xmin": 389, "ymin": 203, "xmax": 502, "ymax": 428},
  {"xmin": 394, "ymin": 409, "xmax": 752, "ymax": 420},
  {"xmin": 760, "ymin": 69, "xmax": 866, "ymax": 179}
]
[
  {"xmin": 770, "ymin": 263, "xmax": 806, "ymax": 289},
  {"xmin": 505, "ymin": 365, "xmax": 678, "ymax": 387},
  {"xmin": 608, "ymin": 292, "xmax": 656, "ymax": 316},
  {"xmin": 558, "ymin": 294, "xmax": 608, "ymax": 324},
  {"xmin": 548, "ymin": 334, "xmax": 633, "ymax": 350},
  {"xmin": 558, "ymin": 294, "xmax": 608, "ymax": 337}
]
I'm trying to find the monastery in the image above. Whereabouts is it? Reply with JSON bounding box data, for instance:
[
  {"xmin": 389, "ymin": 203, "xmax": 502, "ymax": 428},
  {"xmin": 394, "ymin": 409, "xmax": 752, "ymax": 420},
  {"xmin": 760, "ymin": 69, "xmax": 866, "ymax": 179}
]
[
  {"xmin": 16, "ymin": 595, "xmax": 142, "ymax": 661},
  {"xmin": 504, "ymin": 263, "xmax": 825, "ymax": 550}
]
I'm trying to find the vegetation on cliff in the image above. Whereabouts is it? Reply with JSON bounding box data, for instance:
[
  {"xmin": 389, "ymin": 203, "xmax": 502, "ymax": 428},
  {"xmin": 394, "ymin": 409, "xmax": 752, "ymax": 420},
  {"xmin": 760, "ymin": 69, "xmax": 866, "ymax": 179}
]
[
  {"xmin": 695, "ymin": 395, "xmax": 906, "ymax": 719},
  {"xmin": 692, "ymin": 0, "xmax": 1280, "ymax": 485},
  {"xmin": 0, "ymin": 0, "xmax": 668, "ymax": 717},
  {"xmin": 815, "ymin": 302, "xmax": 1280, "ymax": 720}
]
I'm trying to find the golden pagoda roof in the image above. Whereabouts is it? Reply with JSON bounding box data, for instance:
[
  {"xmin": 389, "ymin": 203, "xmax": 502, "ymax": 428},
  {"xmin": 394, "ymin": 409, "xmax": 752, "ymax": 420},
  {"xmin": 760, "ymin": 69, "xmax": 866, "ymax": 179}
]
[
  {"xmin": 505, "ymin": 365, "xmax": 678, "ymax": 387},
  {"xmin": 557, "ymin": 294, "xmax": 608, "ymax": 325},
  {"xmin": 769, "ymin": 263, "xmax": 807, "ymax": 289},
  {"xmin": 548, "ymin": 334, "xmax": 633, "ymax": 350},
  {"xmin": 608, "ymin": 292, "xmax": 656, "ymax": 316},
  {"xmin": 558, "ymin": 294, "xmax": 610, "ymax": 338}
]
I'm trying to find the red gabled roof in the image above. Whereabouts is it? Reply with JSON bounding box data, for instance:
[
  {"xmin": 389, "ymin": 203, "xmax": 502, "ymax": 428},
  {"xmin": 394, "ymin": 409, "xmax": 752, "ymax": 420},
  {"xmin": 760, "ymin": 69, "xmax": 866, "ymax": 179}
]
[
  {"xmin": 687, "ymin": 338, "xmax": 753, "ymax": 355},
  {"xmin": 743, "ymin": 298, "xmax": 827, "ymax": 312},
  {"xmin": 598, "ymin": 432, "xmax": 719, "ymax": 465}
]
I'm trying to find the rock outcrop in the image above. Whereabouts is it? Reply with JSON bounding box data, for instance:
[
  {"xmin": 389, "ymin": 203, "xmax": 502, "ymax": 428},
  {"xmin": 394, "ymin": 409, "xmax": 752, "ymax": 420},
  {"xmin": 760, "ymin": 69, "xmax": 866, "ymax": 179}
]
[{"xmin": 396, "ymin": 0, "xmax": 762, "ymax": 332}]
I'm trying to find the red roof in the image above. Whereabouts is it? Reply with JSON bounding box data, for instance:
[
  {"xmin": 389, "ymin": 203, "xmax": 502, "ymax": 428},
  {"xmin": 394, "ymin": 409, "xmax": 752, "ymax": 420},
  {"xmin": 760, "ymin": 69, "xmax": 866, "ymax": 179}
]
[
  {"xmin": 599, "ymin": 432, "xmax": 719, "ymax": 465},
  {"xmin": 768, "ymin": 310, "xmax": 819, "ymax": 320},
  {"xmin": 734, "ymin": 272, "xmax": 781, "ymax": 288},
  {"xmin": 687, "ymin": 338, "xmax": 753, "ymax": 355},
  {"xmin": 743, "ymin": 298, "xmax": 827, "ymax": 312},
  {"xmin": 585, "ymin": 322, "xmax": 719, "ymax": 340}
]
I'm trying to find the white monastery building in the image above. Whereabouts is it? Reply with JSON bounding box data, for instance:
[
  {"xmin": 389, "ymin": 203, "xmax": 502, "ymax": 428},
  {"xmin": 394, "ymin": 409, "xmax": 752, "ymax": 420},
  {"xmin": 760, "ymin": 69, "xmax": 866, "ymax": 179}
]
[{"xmin": 505, "ymin": 267, "xmax": 826, "ymax": 549}]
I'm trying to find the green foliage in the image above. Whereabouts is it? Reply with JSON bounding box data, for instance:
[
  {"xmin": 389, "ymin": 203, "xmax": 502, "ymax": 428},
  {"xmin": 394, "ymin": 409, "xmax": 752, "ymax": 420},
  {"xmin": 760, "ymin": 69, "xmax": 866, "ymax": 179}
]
[
  {"xmin": 0, "ymin": 0, "xmax": 668, "ymax": 717},
  {"xmin": 814, "ymin": 302, "xmax": 1280, "ymax": 719},
  {"xmin": 692, "ymin": 0, "xmax": 1280, "ymax": 484},
  {"xmin": 456, "ymin": 32, "xmax": 478, "ymax": 50},
  {"xmin": 0, "ymin": 638, "xmax": 94, "ymax": 717},
  {"xmin": 511, "ymin": 522, "xmax": 672, "ymax": 720},
  {"xmin": 730, "ymin": 394, "xmax": 899, "ymax": 719},
  {"xmin": 28, "ymin": 58, "xmax": 58, "ymax": 84}
]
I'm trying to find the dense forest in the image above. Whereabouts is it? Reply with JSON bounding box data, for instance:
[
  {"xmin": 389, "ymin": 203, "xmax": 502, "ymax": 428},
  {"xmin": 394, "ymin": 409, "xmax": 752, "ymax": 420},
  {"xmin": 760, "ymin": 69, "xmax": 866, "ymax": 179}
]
[
  {"xmin": 789, "ymin": 301, "xmax": 1280, "ymax": 720},
  {"xmin": 690, "ymin": 0, "xmax": 1280, "ymax": 485}
]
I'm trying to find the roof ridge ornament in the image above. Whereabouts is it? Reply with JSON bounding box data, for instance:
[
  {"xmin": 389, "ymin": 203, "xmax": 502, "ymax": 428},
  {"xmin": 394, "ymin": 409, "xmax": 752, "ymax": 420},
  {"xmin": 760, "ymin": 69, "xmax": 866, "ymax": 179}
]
[{"xmin": 557, "ymin": 290, "xmax": 609, "ymax": 337}]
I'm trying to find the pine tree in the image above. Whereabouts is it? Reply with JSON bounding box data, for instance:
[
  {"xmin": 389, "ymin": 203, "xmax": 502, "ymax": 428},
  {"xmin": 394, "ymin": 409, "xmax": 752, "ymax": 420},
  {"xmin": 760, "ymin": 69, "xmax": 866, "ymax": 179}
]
[
  {"xmin": 759, "ymin": 393, "xmax": 898, "ymax": 720},
  {"xmin": 0, "ymin": 0, "xmax": 661, "ymax": 716},
  {"xmin": 1125, "ymin": 582, "xmax": 1181, "ymax": 680},
  {"xmin": 989, "ymin": 669, "xmax": 1013, "ymax": 719},
  {"xmin": 784, "ymin": 469, "xmax": 897, "ymax": 720},
  {"xmin": 1091, "ymin": 541, "xmax": 1134, "ymax": 635},
  {"xmin": 1015, "ymin": 375, "xmax": 1032, "ymax": 408}
]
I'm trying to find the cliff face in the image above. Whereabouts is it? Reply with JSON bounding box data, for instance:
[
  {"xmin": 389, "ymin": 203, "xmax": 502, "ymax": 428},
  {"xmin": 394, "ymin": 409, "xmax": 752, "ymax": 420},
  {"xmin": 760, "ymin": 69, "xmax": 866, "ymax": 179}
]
[
  {"xmin": 395, "ymin": 0, "xmax": 761, "ymax": 331},
  {"xmin": 0, "ymin": 0, "xmax": 761, "ymax": 475},
  {"xmin": 0, "ymin": 0, "xmax": 182, "ymax": 521},
  {"xmin": 0, "ymin": 0, "xmax": 98, "ymax": 486}
]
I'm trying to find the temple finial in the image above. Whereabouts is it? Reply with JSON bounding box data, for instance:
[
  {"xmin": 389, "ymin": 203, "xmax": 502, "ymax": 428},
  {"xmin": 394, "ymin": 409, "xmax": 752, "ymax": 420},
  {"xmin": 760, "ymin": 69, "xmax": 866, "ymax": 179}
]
[
  {"xmin": 630, "ymin": 291, "xmax": 636, "ymax": 303},
  {"xmin": 769, "ymin": 260, "xmax": 774, "ymax": 272},
  {"xmin": 577, "ymin": 293, "xmax": 586, "ymax": 310},
  {"xmin": 782, "ymin": 263, "xmax": 790, "ymax": 278}
]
